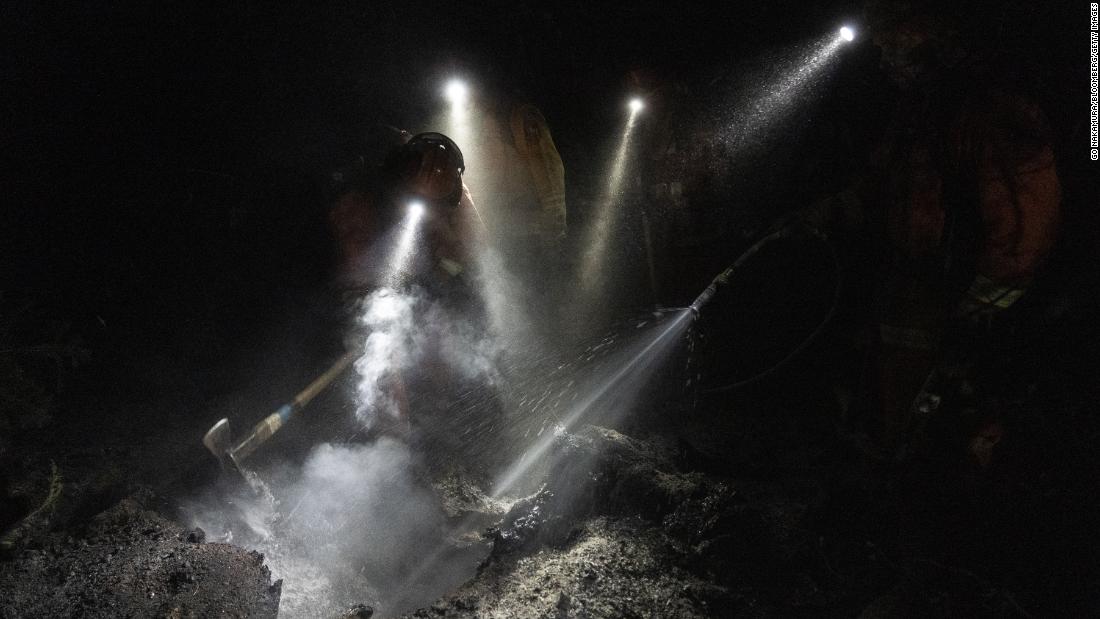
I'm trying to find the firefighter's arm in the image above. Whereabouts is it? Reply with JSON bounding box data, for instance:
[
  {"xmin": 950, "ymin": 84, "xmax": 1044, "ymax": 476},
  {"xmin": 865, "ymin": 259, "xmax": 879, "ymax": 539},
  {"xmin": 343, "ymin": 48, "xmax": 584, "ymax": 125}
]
[{"xmin": 958, "ymin": 140, "xmax": 1061, "ymax": 320}]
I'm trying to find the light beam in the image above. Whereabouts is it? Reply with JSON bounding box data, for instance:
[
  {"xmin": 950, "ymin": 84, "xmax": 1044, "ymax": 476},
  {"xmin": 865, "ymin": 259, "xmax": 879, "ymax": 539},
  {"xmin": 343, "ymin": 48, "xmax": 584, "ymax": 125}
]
[
  {"xmin": 576, "ymin": 102, "xmax": 643, "ymax": 300},
  {"xmin": 717, "ymin": 32, "xmax": 847, "ymax": 156},
  {"xmin": 444, "ymin": 79, "xmax": 468, "ymax": 107},
  {"xmin": 491, "ymin": 309, "xmax": 692, "ymax": 497},
  {"xmin": 385, "ymin": 201, "xmax": 425, "ymax": 286}
]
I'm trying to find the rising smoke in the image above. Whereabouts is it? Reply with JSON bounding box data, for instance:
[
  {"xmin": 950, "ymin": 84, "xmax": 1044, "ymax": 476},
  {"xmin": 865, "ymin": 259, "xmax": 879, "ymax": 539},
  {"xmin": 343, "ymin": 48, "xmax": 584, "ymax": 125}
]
[
  {"xmin": 352, "ymin": 286, "xmax": 501, "ymax": 425},
  {"xmin": 185, "ymin": 438, "xmax": 487, "ymax": 617},
  {"xmin": 186, "ymin": 287, "xmax": 504, "ymax": 617},
  {"xmin": 352, "ymin": 288, "xmax": 420, "ymax": 428}
]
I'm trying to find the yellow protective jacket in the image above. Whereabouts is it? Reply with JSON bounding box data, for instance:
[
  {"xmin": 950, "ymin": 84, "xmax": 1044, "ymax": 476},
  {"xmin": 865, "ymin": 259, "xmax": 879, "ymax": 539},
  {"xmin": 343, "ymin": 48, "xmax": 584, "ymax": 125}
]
[{"xmin": 476, "ymin": 102, "xmax": 566, "ymax": 246}]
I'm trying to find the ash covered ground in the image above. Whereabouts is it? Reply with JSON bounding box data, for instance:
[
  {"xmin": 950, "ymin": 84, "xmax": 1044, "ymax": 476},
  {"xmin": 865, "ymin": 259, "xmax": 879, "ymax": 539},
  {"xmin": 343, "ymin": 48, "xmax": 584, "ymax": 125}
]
[
  {"xmin": 3, "ymin": 295, "xmax": 1098, "ymax": 617},
  {"xmin": 2, "ymin": 1, "xmax": 1097, "ymax": 618}
]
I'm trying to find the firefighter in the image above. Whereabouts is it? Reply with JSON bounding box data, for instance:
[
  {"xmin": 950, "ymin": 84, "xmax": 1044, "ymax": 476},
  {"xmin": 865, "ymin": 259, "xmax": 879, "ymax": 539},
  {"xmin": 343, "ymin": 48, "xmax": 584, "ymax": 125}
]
[
  {"xmin": 329, "ymin": 131, "xmax": 496, "ymax": 446},
  {"xmin": 805, "ymin": 0, "xmax": 1062, "ymax": 463},
  {"xmin": 330, "ymin": 131, "xmax": 482, "ymax": 292}
]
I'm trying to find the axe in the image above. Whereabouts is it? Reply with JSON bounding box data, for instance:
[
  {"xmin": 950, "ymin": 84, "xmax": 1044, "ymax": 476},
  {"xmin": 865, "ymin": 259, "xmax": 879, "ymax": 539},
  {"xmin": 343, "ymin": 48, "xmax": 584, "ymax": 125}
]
[{"xmin": 203, "ymin": 350, "xmax": 357, "ymax": 477}]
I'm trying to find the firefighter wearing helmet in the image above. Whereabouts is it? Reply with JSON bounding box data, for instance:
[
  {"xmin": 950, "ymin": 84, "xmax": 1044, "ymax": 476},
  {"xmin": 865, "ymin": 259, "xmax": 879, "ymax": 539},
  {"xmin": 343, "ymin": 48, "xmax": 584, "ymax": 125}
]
[
  {"xmin": 330, "ymin": 131, "xmax": 483, "ymax": 290},
  {"xmin": 328, "ymin": 131, "xmax": 495, "ymax": 442}
]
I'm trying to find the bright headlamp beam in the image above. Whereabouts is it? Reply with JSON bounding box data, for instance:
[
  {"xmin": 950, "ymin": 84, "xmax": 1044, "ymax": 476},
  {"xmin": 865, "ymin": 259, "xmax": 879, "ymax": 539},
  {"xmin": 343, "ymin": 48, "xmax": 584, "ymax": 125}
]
[
  {"xmin": 444, "ymin": 79, "xmax": 468, "ymax": 105},
  {"xmin": 839, "ymin": 26, "xmax": 855, "ymax": 42},
  {"xmin": 628, "ymin": 98, "xmax": 644, "ymax": 113},
  {"xmin": 385, "ymin": 201, "xmax": 425, "ymax": 285},
  {"xmin": 576, "ymin": 101, "xmax": 640, "ymax": 294}
]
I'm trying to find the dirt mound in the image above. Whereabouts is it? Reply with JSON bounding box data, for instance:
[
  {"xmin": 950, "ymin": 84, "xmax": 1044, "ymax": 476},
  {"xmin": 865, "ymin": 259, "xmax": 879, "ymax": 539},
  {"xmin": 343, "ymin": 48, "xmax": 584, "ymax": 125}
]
[
  {"xmin": 414, "ymin": 517, "xmax": 720, "ymax": 618},
  {"xmin": 0, "ymin": 495, "xmax": 281, "ymax": 618},
  {"xmin": 405, "ymin": 426, "xmax": 726, "ymax": 618}
]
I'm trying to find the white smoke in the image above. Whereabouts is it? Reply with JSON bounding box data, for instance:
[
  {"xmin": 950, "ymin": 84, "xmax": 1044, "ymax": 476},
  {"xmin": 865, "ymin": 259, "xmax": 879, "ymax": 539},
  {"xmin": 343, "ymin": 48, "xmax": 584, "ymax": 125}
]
[
  {"xmin": 185, "ymin": 438, "xmax": 488, "ymax": 618},
  {"xmin": 351, "ymin": 286, "xmax": 501, "ymax": 427},
  {"xmin": 184, "ymin": 287, "xmax": 511, "ymax": 617},
  {"xmin": 352, "ymin": 288, "xmax": 421, "ymax": 426}
]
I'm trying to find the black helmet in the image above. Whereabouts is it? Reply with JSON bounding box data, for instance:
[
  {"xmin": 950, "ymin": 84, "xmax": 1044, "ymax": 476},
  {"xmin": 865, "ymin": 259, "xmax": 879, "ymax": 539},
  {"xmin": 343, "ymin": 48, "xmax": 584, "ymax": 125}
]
[{"xmin": 384, "ymin": 132, "xmax": 466, "ymax": 208}]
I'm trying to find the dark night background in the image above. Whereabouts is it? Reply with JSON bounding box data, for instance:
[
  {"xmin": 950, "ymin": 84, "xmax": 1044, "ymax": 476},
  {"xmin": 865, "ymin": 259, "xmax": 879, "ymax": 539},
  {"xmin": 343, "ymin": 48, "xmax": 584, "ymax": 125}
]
[
  {"xmin": 2, "ymin": 1, "xmax": 1098, "ymax": 616},
  {"xmin": 1, "ymin": 2, "xmax": 1088, "ymax": 334}
]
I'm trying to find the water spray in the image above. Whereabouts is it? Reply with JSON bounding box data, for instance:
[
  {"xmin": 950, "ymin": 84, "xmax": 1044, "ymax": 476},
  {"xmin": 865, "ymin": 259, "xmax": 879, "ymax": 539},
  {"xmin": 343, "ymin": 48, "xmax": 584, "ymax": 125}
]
[{"xmin": 491, "ymin": 306, "xmax": 691, "ymax": 497}]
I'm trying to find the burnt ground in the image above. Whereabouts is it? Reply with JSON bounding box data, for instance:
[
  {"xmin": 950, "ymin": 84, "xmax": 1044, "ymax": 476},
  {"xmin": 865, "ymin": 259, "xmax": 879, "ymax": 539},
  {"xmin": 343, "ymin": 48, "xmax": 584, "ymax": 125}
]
[
  {"xmin": 407, "ymin": 332, "xmax": 1100, "ymax": 619},
  {"xmin": 4, "ymin": 308, "xmax": 1100, "ymax": 619},
  {"xmin": 0, "ymin": 492, "xmax": 281, "ymax": 618},
  {"xmin": 2, "ymin": 2, "xmax": 1096, "ymax": 617},
  {"xmin": 3, "ymin": 218, "xmax": 1100, "ymax": 617},
  {"xmin": 2, "ymin": 197, "xmax": 1098, "ymax": 617},
  {"xmin": 4, "ymin": 294, "xmax": 1098, "ymax": 619}
]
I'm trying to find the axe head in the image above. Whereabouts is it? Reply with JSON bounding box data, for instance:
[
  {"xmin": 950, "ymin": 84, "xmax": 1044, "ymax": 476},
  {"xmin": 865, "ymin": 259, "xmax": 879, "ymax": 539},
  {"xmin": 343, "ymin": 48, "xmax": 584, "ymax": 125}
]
[
  {"xmin": 203, "ymin": 418, "xmax": 234, "ymax": 471},
  {"xmin": 202, "ymin": 418, "xmax": 267, "ymax": 499}
]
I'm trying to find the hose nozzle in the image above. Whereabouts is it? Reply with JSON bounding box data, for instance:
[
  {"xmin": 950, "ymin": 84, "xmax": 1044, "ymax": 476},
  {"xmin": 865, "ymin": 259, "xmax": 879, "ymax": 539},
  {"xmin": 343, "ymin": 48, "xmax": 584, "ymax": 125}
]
[
  {"xmin": 689, "ymin": 266, "xmax": 734, "ymax": 317},
  {"xmin": 689, "ymin": 226, "xmax": 803, "ymax": 318}
]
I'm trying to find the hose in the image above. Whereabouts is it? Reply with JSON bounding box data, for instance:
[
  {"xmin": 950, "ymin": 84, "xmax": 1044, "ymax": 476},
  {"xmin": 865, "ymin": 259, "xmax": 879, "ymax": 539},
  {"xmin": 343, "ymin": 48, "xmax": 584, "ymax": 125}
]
[{"xmin": 693, "ymin": 224, "xmax": 843, "ymax": 393}]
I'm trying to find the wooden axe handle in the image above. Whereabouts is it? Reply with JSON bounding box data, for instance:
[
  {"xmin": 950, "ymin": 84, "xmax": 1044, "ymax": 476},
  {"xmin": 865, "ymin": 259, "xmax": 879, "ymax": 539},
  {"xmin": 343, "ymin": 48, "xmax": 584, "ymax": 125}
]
[{"xmin": 231, "ymin": 350, "xmax": 358, "ymax": 464}]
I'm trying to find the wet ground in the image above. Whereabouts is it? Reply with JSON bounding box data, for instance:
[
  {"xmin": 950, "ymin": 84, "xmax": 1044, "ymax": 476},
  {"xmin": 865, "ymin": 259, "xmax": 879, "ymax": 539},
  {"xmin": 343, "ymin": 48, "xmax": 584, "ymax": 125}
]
[
  {"xmin": 3, "ymin": 264, "xmax": 1099, "ymax": 617},
  {"xmin": 7, "ymin": 378, "xmax": 1097, "ymax": 618}
]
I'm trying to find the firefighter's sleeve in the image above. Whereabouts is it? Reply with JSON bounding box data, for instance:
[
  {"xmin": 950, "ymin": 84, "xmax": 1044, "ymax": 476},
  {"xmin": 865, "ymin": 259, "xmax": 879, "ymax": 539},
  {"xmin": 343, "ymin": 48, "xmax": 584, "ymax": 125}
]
[
  {"xmin": 961, "ymin": 99, "xmax": 1061, "ymax": 317},
  {"xmin": 511, "ymin": 104, "xmax": 567, "ymax": 244}
]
